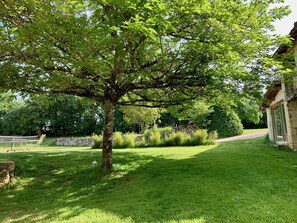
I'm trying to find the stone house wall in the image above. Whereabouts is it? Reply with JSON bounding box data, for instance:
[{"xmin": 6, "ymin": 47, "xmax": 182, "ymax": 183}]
[{"xmin": 266, "ymin": 23, "xmax": 297, "ymax": 150}]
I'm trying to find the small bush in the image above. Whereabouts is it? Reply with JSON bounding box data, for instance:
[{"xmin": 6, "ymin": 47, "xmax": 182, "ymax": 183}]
[
  {"xmin": 192, "ymin": 129, "xmax": 208, "ymax": 145},
  {"xmin": 136, "ymin": 139, "xmax": 147, "ymax": 148},
  {"xmin": 144, "ymin": 126, "xmax": 173, "ymax": 140},
  {"xmin": 113, "ymin": 132, "xmax": 124, "ymax": 148},
  {"xmin": 135, "ymin": 135, "xmax": 147, "ymax": 148},
  {"xmin": 180, "ymin": 134, "xmax": 194, "ymax": 146},
  {"xmin": 158, "ymin": 126, "xmax": 173, "ymax": 139},
  {"xmin": 208, "ymin": 131, "xmax": 218, "ymax": 144},
  {"xmin": 123, "ymin": 133, "xmax": 137, "ymax": 148},
  {"xmin": 91, "ymin": 134, "xmax": 103, "ymax": 149},
  {"xmin": 165, "ymin": 132, "xmax": 187, "ymax": 146},
  {"xmin": 150, "ymin": 132, "xmax": 161, "ymax": 146}
]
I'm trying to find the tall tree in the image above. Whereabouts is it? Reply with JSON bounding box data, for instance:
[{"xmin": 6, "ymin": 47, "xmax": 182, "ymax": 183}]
[{"xmin": 0, "ymin": 0, "xmax": 289, "ymax": 168}]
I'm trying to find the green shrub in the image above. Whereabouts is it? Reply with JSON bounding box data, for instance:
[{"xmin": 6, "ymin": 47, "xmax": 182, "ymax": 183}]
[
  {"xmin": 192, "ymin": 129, "xmax": 208, "ymax": 145},
  {"xmin": 134, "ymin": 135, "xmax": 147, "ymax": 148},
  {"xmin": 150, "ymin": 132, "xmax": 161, "ymax": 146},
  {"xmin": 158, "ymin": 126, "xmax": 173, "ymax": 139},
  {"xmin": 123, "ymin": 133, "xmax": 137, "ymax": 148},
  {"xmin": 144, "ymin": 126, "xmax": 173, "ymax": 139},
  {"xmin": 208, "ymin": 131, "xmax": 218, "ymax": 144},
  {"xmin": 135, "ymin": 139, "xmax": 147, "ymax": 148},
  {"xmin": 113, "ymin": 132, "xmax": 124, "ymax": 148},
  {"xmin": 207, "ymin": 105, "xmax": 243, "ymax": 138},
  {"xmin": 165, "ymin": 132, "xmax": 187, "ymax": 146},
  {"xmin": 91, "ymin": 134, "xmax": 103, "ymax": 149},
  {"xmin": 180, "ymin": 134, "xmax": 194, "ymax": 146}
]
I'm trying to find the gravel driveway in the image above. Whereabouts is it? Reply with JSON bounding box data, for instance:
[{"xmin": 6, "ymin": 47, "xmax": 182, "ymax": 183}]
[{"xmin": 217, "ymin": 130, "xmax": 268, "ymax": 142}]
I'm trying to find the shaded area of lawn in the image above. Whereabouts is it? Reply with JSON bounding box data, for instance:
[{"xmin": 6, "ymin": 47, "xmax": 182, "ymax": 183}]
[{"xmin": 1, "ymin": 138, "xmax": 297, "ymax": 223}]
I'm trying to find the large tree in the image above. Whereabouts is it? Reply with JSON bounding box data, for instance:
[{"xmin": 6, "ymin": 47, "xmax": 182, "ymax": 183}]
[{"xmin": 0, "ymin": 0, "xmax": 289, "ymax": 168}]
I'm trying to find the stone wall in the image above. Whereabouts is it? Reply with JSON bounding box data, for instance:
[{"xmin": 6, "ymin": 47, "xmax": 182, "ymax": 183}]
[
  {"xmin": 287, "ymin": 98, "xmax": 297, "ymax": 150},
  {"xmin": 54, "ymin": 137, "xmax": 93, "ymax": 146},
  {"xmin": 288, "ymin": 34, "xmax": 297, "ymax": 150}
]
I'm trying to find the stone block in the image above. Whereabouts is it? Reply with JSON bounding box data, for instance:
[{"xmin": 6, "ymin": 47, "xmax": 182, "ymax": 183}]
[
  {"xmin": 0, "ymin": 161, "xmax": 15, "ymax": 172},
  {"xmin": 0, "ymin": 169, "xmax": 10, "ymax": 187}
]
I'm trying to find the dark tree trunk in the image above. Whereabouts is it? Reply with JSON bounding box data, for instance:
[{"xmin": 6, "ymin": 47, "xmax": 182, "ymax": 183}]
[{"xmin": 101, "ymin": 99, "xmax": 115, "ymax": 169}]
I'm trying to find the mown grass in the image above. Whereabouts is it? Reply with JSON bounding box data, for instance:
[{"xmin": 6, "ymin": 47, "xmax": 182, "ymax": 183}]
[{"xmin": 1, "ymin": 137, "xmax": 297, "ymax": 223}]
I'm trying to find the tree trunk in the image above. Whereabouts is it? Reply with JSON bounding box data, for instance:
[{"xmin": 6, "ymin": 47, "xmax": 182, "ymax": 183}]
[{"xmin": 101, "ymin": 100, "xmax": 115, "ymax": 169}]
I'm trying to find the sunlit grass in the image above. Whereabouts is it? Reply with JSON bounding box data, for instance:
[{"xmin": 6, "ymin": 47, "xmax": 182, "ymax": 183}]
[{"xmin": 1, "ymin": 137, "xmax": 297, "ymax": 223}]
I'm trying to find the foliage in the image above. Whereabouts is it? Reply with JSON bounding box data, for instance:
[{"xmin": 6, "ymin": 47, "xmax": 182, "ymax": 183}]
[
  {"xmin": 0, "ymin": 91, "xmax": 23, "ymax": 117},
  {"xmin": 121, "ymin": 106, "xmax": 161, "ymax": 133},
  {"xmin": 114, "ymin": 106, "xmax": 139, "ymax": 133},
  {"xmin": 192, "ymin": 129, "xmax": 208, "ymax": 146},
  {"xmin": 123, "ymin": 133, "xmax": 137, "ymax": 148},
  {"xmin": 0, "ymin": 92, "xmax": 24, "ymax": 134},
  {"xmin": 242, "ymin": 111, "xmax": 267, "ymax": 129},
  {"xmin": 165, "ymin": 132, "xmax": 187, "ymax": 146},
  {"xmin": 113, "ymin": 132, "xmax": 124, "ymax": 148},
  {"xmin": 0, "ymin": 0, "xmax": 290, "ymax": 168},
  {"xmin": 207, "ymin": 105, "xmax": 244, "ymax": 138},
  {"xmin": 149, "ymin": 132, "xmax": 161, "ymax": 147},
  {"xmin": 0, "ymin": 94, "xmax": 104, "ymax": 136},
  {"xmin": 157, "ymin": 112, "xmax": 180, "ymax": 128},
  {"xmin": 135, "ymin": 136, "xmax": 147, "ymax": 148},
  {"xmin": 168, "ymin": 101, "xmax": 212, "ymax": 128},
  {"xmin": 144, "ymin": 125, "xmax": 173, "ymax": 139},
  {"xmin": 91, "ymin": 134, "xmax": 103, "ymax": 149},
  {"xmin": 233, "ymin": 98, "xmax": 263, "ymax": 124},
  {"xmin": 157, "ymin": 126, "xmax": 173, "ymax": 139},
  {"xmin": 108, "ymin": 126, "xmax": 215, "ymax": 148},
  {"xmin": 208, "ymin": 131, "xmax": 219, "ymax": 144}
]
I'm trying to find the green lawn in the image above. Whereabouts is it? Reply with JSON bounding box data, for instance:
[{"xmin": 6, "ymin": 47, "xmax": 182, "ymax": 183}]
[{"xmin": 1, "ymin": 137, "xmax": 297, "ymax": 223}]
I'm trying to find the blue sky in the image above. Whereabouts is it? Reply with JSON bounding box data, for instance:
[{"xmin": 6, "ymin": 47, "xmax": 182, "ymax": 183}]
[{"xmin": 273, "ymin": 0, "xmax": 297, "ymax": 35}]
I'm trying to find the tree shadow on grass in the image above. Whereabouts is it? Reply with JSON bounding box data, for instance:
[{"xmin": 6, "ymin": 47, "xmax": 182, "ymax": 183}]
[{"xmin": 1, "ymin": 141, "xmax": 297, "ymax": 223}]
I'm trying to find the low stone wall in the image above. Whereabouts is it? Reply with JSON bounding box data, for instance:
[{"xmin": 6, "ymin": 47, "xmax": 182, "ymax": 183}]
[
  {"xmin": 54, "ymin": 137, "xmax": 93, "ymax": 146},
  {"xmin": 0, "ymin": 161, "xmax": 15, "ymax": 187}
]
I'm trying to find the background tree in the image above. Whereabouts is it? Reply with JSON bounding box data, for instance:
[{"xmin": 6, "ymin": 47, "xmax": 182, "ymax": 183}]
[
  {"xmin": 0, "ymin": 91, "xmax": 24, "ymax": 134},
  {"xmin": 0, "ymin": 0, "xmax": 289, "ymax": 168},
  {"xmin": 232, "ymin": 97, "xmax": 265, "ymax": 128},
  {"xmin": 157, "ymin": 112, "xmax": 180, "ymax": 128},
  {"xmin": 167, "ymin": 101, "xmax": 212, "ymax": 129},
  {"xmin": 121, "ymin": 106, "xmax": 161, "ymax": 133},
  {"xmin": 0, "ymin": 94, "xmax": 104, "ymax": 136}
]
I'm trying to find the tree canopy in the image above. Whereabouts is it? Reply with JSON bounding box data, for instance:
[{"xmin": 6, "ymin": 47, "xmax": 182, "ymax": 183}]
[
  {"xmin": 0, "ymin": 0, "xmax": 290, "ymax": 168},
  {"xmin": 0, "ymin": 93, "xmax": 104, "ymax": 136}
]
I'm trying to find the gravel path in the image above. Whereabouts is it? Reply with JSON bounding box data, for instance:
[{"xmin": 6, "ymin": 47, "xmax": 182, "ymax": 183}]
[{"xmin": 217, "ymin": 130, "xmax": 268, "ymax": 142}]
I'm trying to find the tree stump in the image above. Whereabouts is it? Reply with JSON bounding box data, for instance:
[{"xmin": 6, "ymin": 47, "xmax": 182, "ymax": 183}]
[{"xmin": 0, "ymin": 161, "xmax": 15, "ymax": 187}]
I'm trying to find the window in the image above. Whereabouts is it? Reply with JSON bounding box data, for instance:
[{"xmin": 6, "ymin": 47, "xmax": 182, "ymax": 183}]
[{"xmin": 272, "ymin": 103, "xmax": 287, "ymax": 141}]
